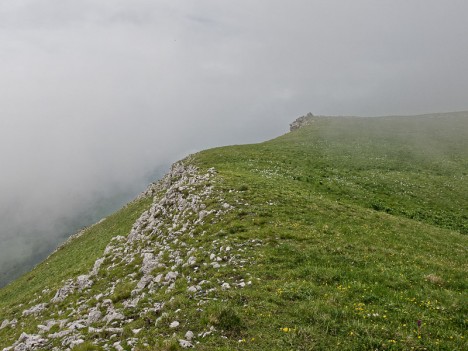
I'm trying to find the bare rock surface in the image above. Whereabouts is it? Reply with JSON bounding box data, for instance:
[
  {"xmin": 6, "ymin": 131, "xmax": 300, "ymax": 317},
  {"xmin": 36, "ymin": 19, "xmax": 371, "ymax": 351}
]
[
  {"xmin": 22, "ymin": 304, "xmax": 47, "ymax": 317},
  {"xmin": 289, "ymin": 112, "xmax": 314, "ymax": 131}
]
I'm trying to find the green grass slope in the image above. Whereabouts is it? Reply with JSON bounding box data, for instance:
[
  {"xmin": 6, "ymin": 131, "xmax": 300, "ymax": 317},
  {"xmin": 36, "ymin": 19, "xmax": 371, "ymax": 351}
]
[
  {"xmin": 0, "ymin": 198, "xmax": 153, "ymax": 319},
  {"xmin": 1, "ymin": 112, "xmax": 467, "ymax": 351}
]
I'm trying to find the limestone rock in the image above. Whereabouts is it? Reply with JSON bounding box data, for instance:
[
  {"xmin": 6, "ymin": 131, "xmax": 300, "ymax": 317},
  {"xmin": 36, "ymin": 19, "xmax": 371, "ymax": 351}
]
[
  {"xmin": 169, "ymin": 321, "xmax": 179, "ymax": 328},
  {"xmin": 48, "ymin": 329, "xmax": 72, "ymax": 339},
  {"xmin": 141, "ymin": 253, "xmax": 159, "ymax": 275},
  {"xmin": 37, "ymin": 320, "xmax": 57, "ymax": 333},
  {"xmin": 51, "ymin": 280, "xmax": 75, "ymax": 303},
  {"xmin": 0, "ymin": 319, "xmax": 9, "ymax": 330},
  {"xmin": 185, "ymin": 331, "xmax": 194, "ymax": 341},
  {"xmin": 76, "ymin": 275, "xmax": 92, "ymax": 291},
  {"xmin": 22, "ymin": 304, "xmax": 47, "ymax": 317},
  {"xmin": 179, "ymin": 339, "xmax": 193, "ymax": 348},
  {"xmin": 90, "ymin": 258, "xmax": 105, "ymax": 276},
  {"xmin": 186, "ymin": 256, "xmax": 196, "ymax": 266},
  {"xmin": 103, "ymin": 310, "xmax": 125, "ymax": 324},
  {"xmin": 165, "ymin": 271, "xmax": 178, "ymax": 282},
  {"xmin": 86, "ymin": 309, "xmax": 102, "ymax": 325},
  {"xmin": 12, "ymin": 333, "xmax": 46, "ymax": 351},
  {"xmin": 290, "ymin": 112, "xmax": 314, "ymax": 131},
  {"xmin": 135, "ymin": 275, "xmax": 153, "ymax": 291},
  {"xmin": 187, "ymin": 286, "xmax": 197, "ymax": 293},
  {"xmin": 113, "ymin": 341, "xmax": 124, "ymax": 351}
]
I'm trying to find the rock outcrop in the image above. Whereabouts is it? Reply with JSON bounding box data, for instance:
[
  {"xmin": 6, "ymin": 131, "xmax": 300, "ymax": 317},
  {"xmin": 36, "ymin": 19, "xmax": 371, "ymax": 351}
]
[
  {"xmin": 2, "ymin": 160, "xmax": 256, "ymax": 351},
  {"xmin": 289, "ymin": 112, "xmax": 314, "ymax": 131}
]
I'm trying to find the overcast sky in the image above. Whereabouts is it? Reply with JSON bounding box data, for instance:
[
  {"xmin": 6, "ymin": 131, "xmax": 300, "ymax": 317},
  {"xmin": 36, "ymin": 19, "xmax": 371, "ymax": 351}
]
[{"xmin": 1, "ymin": 0, "xmax": 468, "ymax": 285}]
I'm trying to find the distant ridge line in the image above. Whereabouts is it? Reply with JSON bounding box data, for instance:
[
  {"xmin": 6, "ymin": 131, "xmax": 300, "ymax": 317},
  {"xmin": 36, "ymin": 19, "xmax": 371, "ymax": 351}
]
[{"xmin": 289, "ymin": 110, "xmax": 468, "ymax": 132}]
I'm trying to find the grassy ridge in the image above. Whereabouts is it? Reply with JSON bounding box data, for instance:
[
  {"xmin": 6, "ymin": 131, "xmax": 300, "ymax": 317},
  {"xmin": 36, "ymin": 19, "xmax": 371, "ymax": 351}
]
[
  {"xmin": 0, "ymin": 112, "xmax": 467, "ymax": 350},
  {"xmin": 189, "ymin": 165, "xmax": 466, "ymax": 350},
  {"xmin": 206, "ymin": 114, "xmax": 468, "ymax": 234},
  {"xmin": 189, "ymin": 113, "xmax": 467, "ymax": 350}
]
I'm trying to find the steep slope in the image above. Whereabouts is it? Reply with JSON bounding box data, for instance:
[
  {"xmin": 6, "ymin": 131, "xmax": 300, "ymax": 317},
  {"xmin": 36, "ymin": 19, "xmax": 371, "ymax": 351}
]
[{"xmin": 1, "ymin": 112, "xmax": 467, "ymax": 351}]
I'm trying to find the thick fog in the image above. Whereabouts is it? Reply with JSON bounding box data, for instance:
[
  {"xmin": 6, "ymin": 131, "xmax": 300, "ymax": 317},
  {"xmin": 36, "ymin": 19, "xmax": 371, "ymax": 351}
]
[{"xmin": 1, "ymin": 0, "xmax": 468, "ymax": 286}]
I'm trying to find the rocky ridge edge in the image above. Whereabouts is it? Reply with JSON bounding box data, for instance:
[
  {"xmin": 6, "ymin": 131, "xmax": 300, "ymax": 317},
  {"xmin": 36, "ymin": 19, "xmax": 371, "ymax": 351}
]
[
  {"xmin": 2, "ymin": 160, "xmax": 258, "ymax": 351},
  {"xmin": 289, "ymin": 112, "xmax": 314, "ymax": 131}
]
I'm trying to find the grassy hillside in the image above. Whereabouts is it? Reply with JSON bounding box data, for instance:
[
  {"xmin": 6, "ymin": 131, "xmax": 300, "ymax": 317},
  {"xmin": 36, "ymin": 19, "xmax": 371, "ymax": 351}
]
[
  {"xmin": 0, "ymin": 112, "xmax": 467, "ymax": 351},
  {"xmin": 0, "ymin": 198, "xmax": 153, "ymax": 322}
]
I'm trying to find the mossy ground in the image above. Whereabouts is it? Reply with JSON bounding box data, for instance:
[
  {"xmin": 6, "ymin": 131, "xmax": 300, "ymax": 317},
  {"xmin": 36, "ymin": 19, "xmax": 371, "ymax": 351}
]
[{"xmin": 1, "ymin": 114, "xmax": 467, "ymax": 350}]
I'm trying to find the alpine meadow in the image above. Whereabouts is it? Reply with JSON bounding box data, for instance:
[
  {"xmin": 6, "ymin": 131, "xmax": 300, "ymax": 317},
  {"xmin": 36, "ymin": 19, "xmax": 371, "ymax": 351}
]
[{"xmin": 0, "ymin": 112, "xmax": 467, "ymax": 351}]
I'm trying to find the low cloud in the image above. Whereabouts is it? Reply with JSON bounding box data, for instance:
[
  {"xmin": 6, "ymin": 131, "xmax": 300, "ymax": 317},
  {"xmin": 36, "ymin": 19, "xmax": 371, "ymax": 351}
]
[{"xmin": 1, "ymin": 0, "xmax": 467, "ymax": 286}]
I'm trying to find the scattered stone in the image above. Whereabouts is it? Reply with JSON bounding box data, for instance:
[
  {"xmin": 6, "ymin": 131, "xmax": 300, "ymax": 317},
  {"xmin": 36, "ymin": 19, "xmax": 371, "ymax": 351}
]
[
  {"xmin": 37, "ymin": 320, "xmax": 57, "ymax": 333},
  {"xmin": 154, "ymin": 273, "xmax": 164, "ymax": 283},
  {"xmin": 113, "ymin": 341, "xmax": 124, "ymax": 351},
  {"xmin": 135, "ymin": 275, "xmax": 153, "ymax": 291},
  {"xmin": 51, "ymin": 280, "xmax": 75, "ymax": 303},
  {"xmin": 103, "ymin": 307, "xmax": 125, "ymax": 324},
  {"xmin": 90, "ymin": 257, "xmax": 105, "ymax": 276},
  {"xmin": 67, "ymin": 320, "xmax": 86, "ymax": 330},
  {"xmin": 69, "ymin": 339, "xmax": 85, "ymax": 348},
  {"xmin": 88, "ymin": 327, "xmax": 122, "ymax": 334},
  {"xmin": 198, "ymin": 210, "xmax": 208, "ymax": 220},
  {"xmin": 22, "ymin": 303, "xmax": 47, "ymax": 317},
  {"xmin": 165, "ymin": 271, "xmax": 178, "ymax": 282},
  {"xmin": 186, "ymin": 256, "xmax": 196, "ymax": 266},
  {"xmin": 0, "ymin": 319, "xmax": 9, "ymax": 330},
  {"xmin": 76, "ymin": 275, "xmax": 93, "ymax": 291},
  {"xmin": 185, "ymin": 331, "xmax": 194, "ymax": 341},
  {"xmin": 199, "ymin": 326, "xmax": 216, "ymax": 338},
  {"xmin": 48, "ymin": 330, "xmax": 72, "ymax": 339},
  {"xmin": 2, "ymin": 163, "xmax": 249, "ymax": 351},
  {"xmin": 123, "ymin": 297, "xmax": 140, "ymax": 309},
  {"xmin": 12, "ymin": 332, "xmax": 47, "ymax": 351},
  {"xmin": 187, "ymin": 286, "xmax": 198, "ymax": 293},
  {"xmin": 179, "ymin": 339, "xmax": 193, "ymax": 348},
  {"xmin": 141, "ymin": 253, "xmax": 159, "ymax": 275},
  {"xmin": 86, "ymin": 309, "xmax": 102, "ymax": 325}
]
